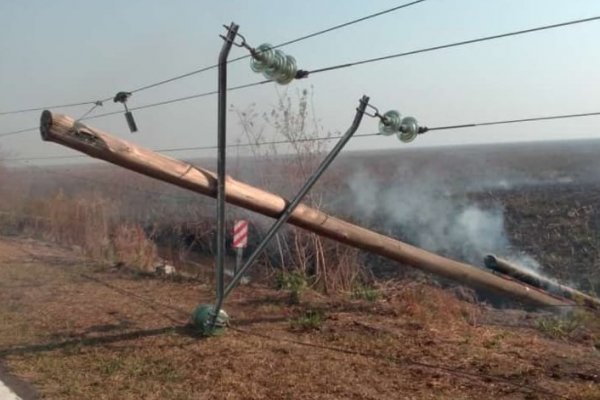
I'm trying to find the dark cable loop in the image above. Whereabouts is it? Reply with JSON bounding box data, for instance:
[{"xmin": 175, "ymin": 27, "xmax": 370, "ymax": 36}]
[
  {"xmin": 361, "ymin": 104, "xmax": 394, "ymax": 128},
  {"xmin": 361, "ymin": 103, "xmax": 381, "ymax": 118},
  {"xmin": 230, "ymin": 31, "xmax": 251, "ymax": 50}
]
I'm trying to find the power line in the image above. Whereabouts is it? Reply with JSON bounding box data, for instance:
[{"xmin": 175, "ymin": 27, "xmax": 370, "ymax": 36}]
[
  {"xmin": 0, "ymin": 101, "xmax": 99, "ymax": 117},
  {"xmin": 2, "ymin": 15, "xmax": 599, "ymax": 142},
  {"xmin": 127, "ymin": 0, "xmax": 427, "ymax": 94},
  {"xmin": 82, "ymin": 15, "xmax": 600, "ymax": 118},
  {"xmin": 15, "ymin": 163, "xmax": 203, "ymax": 203},
  {"xmin": 425, "ymin": 111, "xmax": 600, "ymax": 131},
  {"xmin": 0, "ymin": 126, "xmax": 38, "ymax": 138},
  {"xmin": 155, "ymin": 134, "xmax": 379, "ymax": 153},
  {"xmin": 88, "ymin": 80, "xmax": 272, "ymax": 121},
  {"xmin": 4, "ymin": 109, "xmax": 600, "ymax": 162},
  {"xmin": 0, "ymin": 1, "xmax": 426, "ymax": 116},
  {"xmin": 2, "ymin": 133, "xmax": 379, "ymax": 162},
  {"xmin": 0, "ymin": 80, "xmax": 271, "ymax": 139},
  {"xmin": 2, "ymin": 15, "xmax": 599, "ymax": 140},
  {"xmin": 424, "ymin": 111, "xmax": 600, "ymax": 132},
  {"xmin": 5, "ymin": 154, "xmax": 84, "ymax": 162},
  {"xmin": 303, "ymin": 15, "xmax": 600, "ymax": 76}
]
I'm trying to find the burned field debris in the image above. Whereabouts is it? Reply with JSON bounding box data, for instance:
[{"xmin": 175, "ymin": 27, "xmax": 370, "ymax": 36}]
[{"xmin": 1, "ymin": 137, "xmax": 600, "ymax": 399}]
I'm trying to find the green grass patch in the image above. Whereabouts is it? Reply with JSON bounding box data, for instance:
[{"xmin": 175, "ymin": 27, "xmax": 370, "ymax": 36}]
[
  {"xmin": 290, "ymin": 309, "xmax": 325, "ymax": 331},
  {"xmin": 351, "ymin": 284, "xmax": 381, "ymax": 302},
  {"xmin": 536, "ymin": 310, "xmax": 591, "ymax": 339},
  {"xmin": 275, "ymin": 271, "xmax": 307, "ymax": 305}
]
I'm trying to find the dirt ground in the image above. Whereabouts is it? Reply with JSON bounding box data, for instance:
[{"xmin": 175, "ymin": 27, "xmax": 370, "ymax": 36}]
[{"xmin": 0, "ymin": 236, "xmax": 599, "ymax": 400}]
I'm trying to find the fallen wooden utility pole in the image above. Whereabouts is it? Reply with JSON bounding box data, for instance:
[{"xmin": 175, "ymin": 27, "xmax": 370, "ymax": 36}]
[{"xmin": 40, "ymin": 111, "xmax": 571, "ymax": 307}]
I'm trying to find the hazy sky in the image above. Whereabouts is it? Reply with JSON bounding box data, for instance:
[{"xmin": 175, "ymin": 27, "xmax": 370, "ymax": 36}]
[{"xmin": 1, "ymin": 0, "xmax": 599, "ymax": 165}]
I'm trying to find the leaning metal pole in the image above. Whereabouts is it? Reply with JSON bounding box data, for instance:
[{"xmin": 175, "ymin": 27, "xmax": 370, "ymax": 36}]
[
  {"xmin": 213, "ymin": 22, "xmax": 239, "ymax": 328},
  {"xmin": 39, "ymin": 111, "xmax": 573, "ymax": 308},
  {"xmin": 223, "ymin": 95, "xmax": 369, "ymax": 298}
]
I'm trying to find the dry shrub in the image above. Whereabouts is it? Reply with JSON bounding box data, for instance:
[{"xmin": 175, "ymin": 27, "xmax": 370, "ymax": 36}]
[
  {"xmin": 6, "ymin": 188, "xmax": 159, "ymax": 273},
  {"xmin": 233, "ymin": 88, "xmax": 366, "ymax": 293},
  {"xmin": 0, "ymin": 158, "xmax": 29, "ymax": 218},
  {"xmin": 0, "ymin": 164, "xmax": 47, "ymax": 235},
  {"xmin": 290, "ymin": 232, "xmax": 365, "ymax": 294},
  {"xmin": 149, "ymin": 219, "xmax": 216, "ymax": 279},
  {"xmin": 43, "ymin": 190, "xmax": 115, "ymax": 260},
  {"xmin": 0, "ymin": 210, "xmax": 47, "ymax": 236},
  {"xmin": 112, "ymin": 224, "xmax": 159, "ymax": 273}
]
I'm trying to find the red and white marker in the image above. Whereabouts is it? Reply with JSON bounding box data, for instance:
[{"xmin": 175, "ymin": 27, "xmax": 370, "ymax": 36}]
[
  {"xmin": 232, "ymin": 220, "xmax": 249, "ymax": 248},
  {"xmin": 232, "ymin": 220, "xmax": 249, "ymax": 275}
]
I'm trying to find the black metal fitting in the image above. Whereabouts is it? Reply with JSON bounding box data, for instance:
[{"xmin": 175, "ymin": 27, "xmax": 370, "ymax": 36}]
[{"xmin": 113, "ymin": 91, "xmax": 137, "ymax": 133}]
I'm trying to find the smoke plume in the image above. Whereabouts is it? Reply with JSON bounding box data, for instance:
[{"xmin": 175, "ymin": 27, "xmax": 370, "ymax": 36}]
[{"xmin": 344, "ymin": 169, "xmax": 515, "ymax": 266}]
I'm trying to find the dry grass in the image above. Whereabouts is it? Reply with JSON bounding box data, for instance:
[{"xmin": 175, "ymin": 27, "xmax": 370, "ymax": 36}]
[
  {"xmin": 44, "ymin": 190, "xmax": 115, "ymax": 260},
  {"xmin": 1, "ymin": 189, "xmax": 161, "ymax": 274},
  {"xmin": 112, "ymin": 224, "xmax": 160, "ymax": 273},
  {"xmin": 1, "ymin": 237, "xmax": 599, "ymax": 400}
]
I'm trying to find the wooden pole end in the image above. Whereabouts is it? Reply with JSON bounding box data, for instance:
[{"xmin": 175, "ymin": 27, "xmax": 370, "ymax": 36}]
[{"xmin": 40, "ymin": 110, "xmax": 53, "ymax": 141}]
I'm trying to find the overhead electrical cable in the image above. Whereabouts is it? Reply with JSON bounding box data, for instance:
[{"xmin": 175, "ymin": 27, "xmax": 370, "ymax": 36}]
[
  {"xmin": 2, "ymin": 15, "xmax": 599, "ymax": 139},
  {"xmin": 302, "ymin": 15, "xmax": 600, "ymax": 76},
  {"xmin": 127, "ymin": 0, "xmax": 427, "ymax": 94},
  {"xmin": 0, "ymin": 100, "xmax": 99, "ymax": 117},
  {"xmin": 0, "ymin": 0, "xmax": 427, "ymax": 116},
  {"xmin": 4, "ymin": 108, "xmax": 600, "ymax": 162}
]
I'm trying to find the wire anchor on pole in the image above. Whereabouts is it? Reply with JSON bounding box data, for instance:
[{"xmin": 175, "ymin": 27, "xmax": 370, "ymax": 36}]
[
  {"xmin": 113, "ymin": 91, "xmax": 138, "ymax": 133},
  {"xmin": 364, "ymin": 103, "xmax": 428, "ymax": 143}
]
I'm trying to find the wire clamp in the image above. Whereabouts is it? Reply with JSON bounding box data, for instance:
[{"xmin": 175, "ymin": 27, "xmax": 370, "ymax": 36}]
[
  {"xmin": 362, "ymin": 103, "xmax": 386, "ymax": 121},
  {"xmin": 113, "ymin": 91, "xmax": 138, "ymax": 133}
]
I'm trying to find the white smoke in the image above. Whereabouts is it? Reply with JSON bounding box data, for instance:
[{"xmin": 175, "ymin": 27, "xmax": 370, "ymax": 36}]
[
  {"xmin": 344, "ymin": 169, "xmax": 513, "ymax": 265},
  {"xmin": 503, "ymin": 254, "xmax": 545, "ymax": 277}
]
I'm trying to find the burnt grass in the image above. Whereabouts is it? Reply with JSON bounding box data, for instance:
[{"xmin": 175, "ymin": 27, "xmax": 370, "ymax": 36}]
[{"xmin": 474, "ymin": 182, "xmax": 600, "ymax": 294}]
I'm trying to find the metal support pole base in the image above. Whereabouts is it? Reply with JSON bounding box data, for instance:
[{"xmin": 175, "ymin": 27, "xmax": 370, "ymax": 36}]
[{"xmin": 190, "ymin": 304, "xmax": 230, "ymax": 336}]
